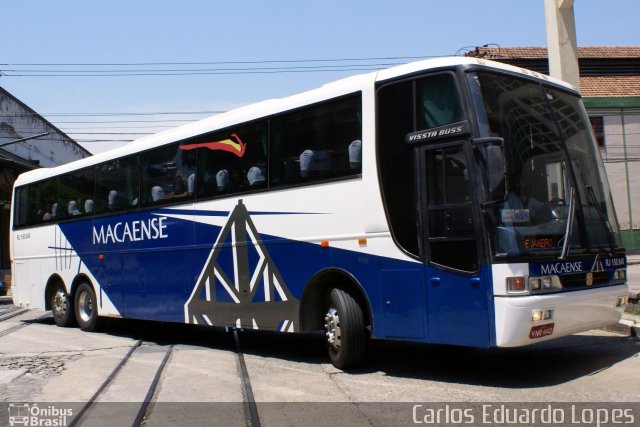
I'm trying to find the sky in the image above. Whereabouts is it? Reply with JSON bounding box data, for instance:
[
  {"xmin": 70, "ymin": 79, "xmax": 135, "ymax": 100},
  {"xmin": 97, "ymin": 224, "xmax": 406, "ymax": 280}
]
[{"xmin": 1, "ymin": 0, "xmax": 639, "ymax": 154}]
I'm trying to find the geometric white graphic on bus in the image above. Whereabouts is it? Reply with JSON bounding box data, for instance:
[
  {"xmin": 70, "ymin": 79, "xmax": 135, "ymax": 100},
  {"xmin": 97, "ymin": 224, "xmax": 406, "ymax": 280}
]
[
  {"xmin": 49, "ymin": 226, "xmax": 122, "ymax": 317},
  {"xmin": 184, "ymin": 200, "xmax": 299, "ymax": 332},
  {"xmin": 49, "ymin": 226, "xmax": 77, "ymax": 272},
  {"xmin": 591, "ymin": 254, "xmax": 605, "ymax": 273}
]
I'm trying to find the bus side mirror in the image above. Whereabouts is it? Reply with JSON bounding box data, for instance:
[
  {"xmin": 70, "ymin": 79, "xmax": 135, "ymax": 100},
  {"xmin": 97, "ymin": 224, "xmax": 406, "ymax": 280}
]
[
  {"xmin": 485, "ymin": 145, "xmax": 506, "ymax": 198},
  {"xmin": 473, "ymin": 137, "xmax": 506, "ymax": 202}
]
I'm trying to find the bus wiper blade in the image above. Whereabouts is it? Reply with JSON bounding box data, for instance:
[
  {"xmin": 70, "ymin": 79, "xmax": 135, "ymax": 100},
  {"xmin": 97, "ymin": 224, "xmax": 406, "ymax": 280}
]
[
  {"xmin": 585, "ymin": 184, "xmax": 616, "ymax": 254},
  {"xmin": 558, "ymin": 187, "xmax": 576, "ymax": 260},
  {"xmin": 480, "ymin": 199, "xmax": 504, "ymax": 210}
]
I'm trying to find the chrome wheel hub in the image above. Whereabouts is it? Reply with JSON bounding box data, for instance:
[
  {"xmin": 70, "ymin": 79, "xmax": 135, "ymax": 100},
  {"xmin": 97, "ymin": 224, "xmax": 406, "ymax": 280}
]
[
  {"xmin": 77, "ymin": 291, "xmax": 93, "ymax": 323},
  {"xmin": 52, "ymin": 290, "xmax": 68, "ymax": 317},
  {"xmin": 324, "ymin": 307, "xmax": 341, "ymax": 350}
]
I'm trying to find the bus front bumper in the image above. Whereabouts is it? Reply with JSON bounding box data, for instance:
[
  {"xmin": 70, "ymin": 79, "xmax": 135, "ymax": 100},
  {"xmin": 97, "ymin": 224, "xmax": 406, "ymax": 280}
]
[{"xmin": 494, "ymin": 284, "xmax": 629, "ymax": 347}]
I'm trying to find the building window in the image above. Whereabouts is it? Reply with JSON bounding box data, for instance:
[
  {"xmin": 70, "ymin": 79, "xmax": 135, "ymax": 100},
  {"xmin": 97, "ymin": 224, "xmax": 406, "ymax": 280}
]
[{"xmin": 589, "ymin": 116, "xmax": 605, "ymax": 148}]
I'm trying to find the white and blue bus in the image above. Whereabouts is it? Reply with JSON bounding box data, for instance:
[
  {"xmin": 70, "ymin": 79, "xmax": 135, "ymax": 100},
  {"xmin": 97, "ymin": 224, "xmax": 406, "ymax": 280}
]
[{"xmin": 10, "ymin": 57, "xmax": 629, "ymax": 368}]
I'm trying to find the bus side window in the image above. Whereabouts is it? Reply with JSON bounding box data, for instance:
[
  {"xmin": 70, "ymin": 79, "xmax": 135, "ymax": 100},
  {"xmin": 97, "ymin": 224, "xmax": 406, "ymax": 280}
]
[
  {"xmin": 269, "ymin": 94, "xmax": 362, "ymax": 187},
  {"xmin": 95, "ymin": 156, "xmax": 140, "ymax": 214},
  {"xmin": 13, "ymin": 183, "xmax": 55, "ymax": 226},
  {"xmin": 377, "ymin": 79, "xmax": 418, "ymax": 257},
  {"xmin": 425, "ymin": 146, "xmax": 477, "ymax": 272},
  {"xmin": 417, "ymin": 74, "xmax": 464, "ymax": 129},
  {"xmin": 194, "ymin": 121, "xmax": 268, "ymax": 199},
  {"xmin": 58, "ymin": 167, "xmax": 96, "ymax": 218},
  {"xmin": 141, "ymin": 142, "xmax": 195, "ymax": 206},
  {"xmin": 34, "ymin": 179, "xmax": 60, "ymax": 223},
  {"xmin": 13, "ymin": 187, "xmax": 30, "ymax": 227}
]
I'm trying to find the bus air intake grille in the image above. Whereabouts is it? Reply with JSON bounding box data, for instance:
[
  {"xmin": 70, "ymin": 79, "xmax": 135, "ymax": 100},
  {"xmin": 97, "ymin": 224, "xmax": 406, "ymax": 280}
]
[{"xmin": 558, "ymin": 271, "xmax": 611, "ymax": 288}]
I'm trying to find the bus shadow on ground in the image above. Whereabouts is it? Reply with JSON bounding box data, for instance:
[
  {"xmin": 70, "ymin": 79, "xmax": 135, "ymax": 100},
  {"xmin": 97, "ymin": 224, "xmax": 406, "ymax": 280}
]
[
  {"xmin": 361, "ymin": 333, "xmax": 640, "ymax": 388},
  {"xmin": 39, "ymin": 316, "xmax": 639, "ymax": 389},
  {"xmin": 96, "ymin": 317, "xmax": 328, "ymax": 363}
]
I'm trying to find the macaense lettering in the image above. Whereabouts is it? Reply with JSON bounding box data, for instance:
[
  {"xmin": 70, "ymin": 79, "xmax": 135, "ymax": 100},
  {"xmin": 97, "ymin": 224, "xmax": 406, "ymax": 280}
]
[
  {"xmin": 92, "ymin": 216, "xmax": 168, "ymax": 245},
  {"xmin": 540, "ymin": 261, "xmax": 583, "ymax": 275}
]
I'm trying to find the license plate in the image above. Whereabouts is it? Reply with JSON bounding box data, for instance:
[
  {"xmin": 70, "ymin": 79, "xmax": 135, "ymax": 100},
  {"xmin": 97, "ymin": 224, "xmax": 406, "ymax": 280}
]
[{"xmin": 529, "ymin": 323, "xmax": 555, "ymax": 339}]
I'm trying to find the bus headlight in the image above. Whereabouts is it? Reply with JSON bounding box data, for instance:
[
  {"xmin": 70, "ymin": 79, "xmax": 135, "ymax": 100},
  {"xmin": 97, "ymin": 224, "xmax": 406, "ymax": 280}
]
[
  {"xmin": 506, "ymin": 276, "xmax": 562, "ymax": 294},
  {"xmin": 616, "ymin": 296, "xmax": 629, "ymax": 307},
  {"xmin": 613, "ymin": 269, "xmax": 626, "ymax": 282},
  {"xmin": 530, "ymin": 278, "xmax": 541, "ymax": 291},
  {"xmin": 532, "ymin": 309, "xmax": 554, "ymax": 322},
  {"xmin": 529, "ymin": 276, "xmax": 562, "ymax": 293}
]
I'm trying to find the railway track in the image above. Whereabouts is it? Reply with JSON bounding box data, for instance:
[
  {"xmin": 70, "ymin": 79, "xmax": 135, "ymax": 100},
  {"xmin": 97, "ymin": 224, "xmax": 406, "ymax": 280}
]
[
  {"xmin": 0, "ymin": 306, "xmax": 29, "ymax": 322},
  {"xmin": 232, "ymin": 327, "xmax": 261, "ymax": 427},
  {"xmin": 0, "ymin": 310, "xmax": 51, "ymax": 338},
  {"xmin": 64, "ymin": 328, "xmax": 261, "ymax": 426},
  {"xmin": 1, "ymin": 306, "xmax": 267, "ymax": 425},
  {"xmin": 67, "ymin": 339, "xmax": 175, "ymax": 427}
]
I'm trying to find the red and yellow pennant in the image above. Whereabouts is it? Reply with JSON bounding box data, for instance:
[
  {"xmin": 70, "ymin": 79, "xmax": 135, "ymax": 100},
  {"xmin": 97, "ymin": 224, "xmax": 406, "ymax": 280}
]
[{"xmin": 180, "ymin": 133, "xmax": 246, "ymax": 158}]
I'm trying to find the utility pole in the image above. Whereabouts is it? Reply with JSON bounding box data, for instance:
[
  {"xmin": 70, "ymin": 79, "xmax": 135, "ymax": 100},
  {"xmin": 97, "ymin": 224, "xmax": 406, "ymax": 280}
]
[{"xmin": 544, "ymin": 0, "xmax": 580, "ymax": 90}]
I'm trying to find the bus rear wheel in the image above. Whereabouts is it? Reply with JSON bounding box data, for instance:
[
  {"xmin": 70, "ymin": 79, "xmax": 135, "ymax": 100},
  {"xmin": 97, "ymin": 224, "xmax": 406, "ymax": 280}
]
[
  {"xmin": 74, "ymin": 283, "xmax": 105, "ymax": 332},
  {"xmin": 324, "ymin": 287, "xmax": 367, "ymax": 369},
  {"xmin": 51, "ymin": 285, "xmax": 75, "ymax": 327}
]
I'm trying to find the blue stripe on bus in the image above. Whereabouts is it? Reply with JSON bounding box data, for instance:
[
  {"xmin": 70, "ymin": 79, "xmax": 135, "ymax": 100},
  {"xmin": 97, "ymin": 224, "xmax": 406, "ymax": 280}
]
[
  {"xmin": 152, "ymin": 208, "xmax": 325, "ymax": 217},
  {"xmin": 58, "ymin": 209, "xmax": 493, "ymax": 347}
]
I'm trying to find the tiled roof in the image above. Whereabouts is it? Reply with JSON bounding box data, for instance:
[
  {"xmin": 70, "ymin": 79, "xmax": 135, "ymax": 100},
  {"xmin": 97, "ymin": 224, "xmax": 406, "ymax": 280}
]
[
  {"xmin": 473, "ymin": 46, "xmax": 640, "ymax": 59},
  {"xmin": 580, "ymin": 76, "xmax": 640, "ymax": 97},
  {"xmin": 577, "ymin": 46, "xmax": 640, "ymax": 58},
  {"xmin": 466, "ymin": 46, "xmax": 640, "ymax": 98}
]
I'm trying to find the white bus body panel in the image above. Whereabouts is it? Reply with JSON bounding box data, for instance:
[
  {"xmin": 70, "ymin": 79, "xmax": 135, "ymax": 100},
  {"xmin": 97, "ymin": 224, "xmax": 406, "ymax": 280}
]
[
  {"xmin": 492, "ymin": 262, "xmax": 626, "ymax": 346},
  {"xmin": 12, "ymin": 223, "xmax": 121, "ymax": 316}
]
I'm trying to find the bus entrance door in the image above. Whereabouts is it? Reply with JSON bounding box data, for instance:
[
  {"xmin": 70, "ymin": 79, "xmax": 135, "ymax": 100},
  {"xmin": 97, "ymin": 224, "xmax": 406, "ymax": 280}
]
[{"xmin": 419, "ymin": 142, "xmax": 491, "ymax": 347}]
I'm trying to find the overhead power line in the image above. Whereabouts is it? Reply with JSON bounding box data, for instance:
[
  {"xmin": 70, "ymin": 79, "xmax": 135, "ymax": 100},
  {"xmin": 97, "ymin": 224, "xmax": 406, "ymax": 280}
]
[
  {"xmin": 1, "ymin": 111, "xmax": 223, "ymax": 117},
  {"xmin": 59, "ymin": 125, "xmax": 174, "ymax": 129},
  {"xmin": 1, "ymin": 55, "xmax": 438, "ymax": 67},
  {"xmin": 76, "ymin": 140, "xmax": 137, "ymax": 143},
  {"xmin": 43, "ymin": 111, "xmax": 223, "ymax": 116},
  {"xmin": 3, "ymin": 62, "xmax": 399, "ymax": 72},
  {"xmin": 61, "ymin": 132, "xmax": 152, "ymax": 135},
  {"xmin": 50, "ymin": 119, "xmax": 196, "ymax": 124},
  {"xmin": 0, "ymin": 55, "xmax": 445, "ymax": 77},
  {"xmin": 3, "ymin": 67, "xmax": 389, "ymax": 77}
]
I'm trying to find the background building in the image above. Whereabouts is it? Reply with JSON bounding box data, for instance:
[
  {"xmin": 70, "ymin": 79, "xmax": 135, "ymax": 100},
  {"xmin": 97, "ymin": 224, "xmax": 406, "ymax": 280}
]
[
  {"xmin": 0, "ymin": 86, "xmax": 90, "ymax": 275},
  {"xmin": 467, "ymin": 46, "xmax": 640, "ymax": 251}
]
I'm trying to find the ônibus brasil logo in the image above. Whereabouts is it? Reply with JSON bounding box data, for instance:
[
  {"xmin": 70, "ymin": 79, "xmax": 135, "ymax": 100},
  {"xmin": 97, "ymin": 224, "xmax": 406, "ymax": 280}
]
[{"xmin": 8, "ymin": 403, "xmax": 73, "ymax": 427}]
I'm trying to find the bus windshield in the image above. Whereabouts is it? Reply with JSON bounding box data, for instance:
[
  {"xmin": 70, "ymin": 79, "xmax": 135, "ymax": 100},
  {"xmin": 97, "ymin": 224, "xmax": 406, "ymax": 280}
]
[{"xmin": 469, "ymin": 72, "xmax": 623, "ymax": 258}]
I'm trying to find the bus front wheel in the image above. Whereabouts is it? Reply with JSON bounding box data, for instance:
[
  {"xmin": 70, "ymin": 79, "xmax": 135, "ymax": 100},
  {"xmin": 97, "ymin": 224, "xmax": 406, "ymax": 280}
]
[
  {"xmin": 50, "ymin": 285, "xmax": 75, "ymax": 327},
  {"xmin": 74, "ymin": 283, "xmax": 104, "ymax": 332},
  {"xmin": 324, "ymin": 287, "xmax": 367, "ymax": 369}
]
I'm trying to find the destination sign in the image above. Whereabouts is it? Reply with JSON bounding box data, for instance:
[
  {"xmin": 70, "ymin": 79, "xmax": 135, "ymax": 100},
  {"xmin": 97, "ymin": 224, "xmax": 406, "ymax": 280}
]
[
  {"xmin": 529, "ymin": 256, "xmax": 626, "ymax": 277},
  {"xmin": 523, "ymin": 235, "xmax": 557, "ymax": 250}
]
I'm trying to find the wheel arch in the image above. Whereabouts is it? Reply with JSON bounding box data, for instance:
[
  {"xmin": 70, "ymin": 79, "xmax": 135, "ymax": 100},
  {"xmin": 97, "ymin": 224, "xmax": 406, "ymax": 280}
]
[
  {"xmin": 298, "ymin": 268, "xmax": 372, "ymax": 333},
  {"xmin": 44, "ymin": 274, "xmax": 95, "ymax": 310},
  {"xmin": 70, "ymin": 274, "xmax": 94, "ymax": 292},
  {"xmin": 44, "ymin": 274, "xmax": 66, "ymax": 310}
]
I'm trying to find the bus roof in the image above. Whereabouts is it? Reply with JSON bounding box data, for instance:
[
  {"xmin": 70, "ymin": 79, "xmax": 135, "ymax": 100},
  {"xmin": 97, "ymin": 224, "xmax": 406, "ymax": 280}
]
[{"xmin": 13, "ymin": 57, "xmax": 575, "ymax": 187}]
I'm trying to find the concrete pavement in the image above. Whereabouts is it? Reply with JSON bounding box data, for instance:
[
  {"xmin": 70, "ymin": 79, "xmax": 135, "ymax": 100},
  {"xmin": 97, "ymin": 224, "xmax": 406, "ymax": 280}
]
[{"xmin": 626, "ymin": 253, "xmax": 640, "ymax": 297}]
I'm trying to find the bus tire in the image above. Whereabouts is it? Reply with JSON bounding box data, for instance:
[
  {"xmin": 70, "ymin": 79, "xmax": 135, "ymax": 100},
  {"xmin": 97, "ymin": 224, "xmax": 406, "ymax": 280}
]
[
  {"xmin": 324, "ymin": 287, "xmax": 367, "ymax": 369},
  {"xmin": 50, "ymin": 284, "xmax": 75, "ymax": 327},
  {"xmin": 74, "ymin": 283, "xmax": 104, "ymax": 332}
]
